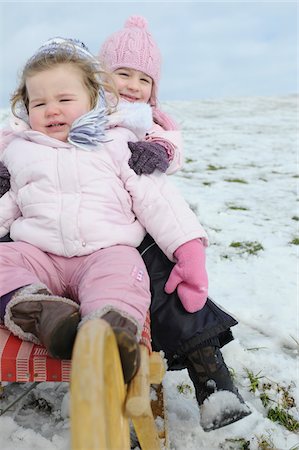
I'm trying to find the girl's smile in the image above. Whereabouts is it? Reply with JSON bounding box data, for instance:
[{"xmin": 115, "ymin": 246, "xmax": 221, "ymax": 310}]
[{"xmin": 111, "ymin": 68, "xmax": 153, "ymax": 104}]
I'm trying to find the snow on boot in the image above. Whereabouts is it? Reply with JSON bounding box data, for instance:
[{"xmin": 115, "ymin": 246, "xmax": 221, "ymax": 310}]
[
  {"xmin": 187, "ymin": 346, "xmax": 251, "ymax": 431},
  {"xmin": 102, "ymin": 310, "xmax": 140, "ymax": 384},
  {"xmin": 4, "ymin": 283, "xmax": 80, "ymax": 359}
]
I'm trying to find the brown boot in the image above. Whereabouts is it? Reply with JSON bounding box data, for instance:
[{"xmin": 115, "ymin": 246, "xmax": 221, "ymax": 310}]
[
  {"xmin": 5, "ymin": 284, "xmax": 80, "ymax": 360},
  {"xmin": 102, "ymin": 311, "xmax": 140, "ymax": 384}
]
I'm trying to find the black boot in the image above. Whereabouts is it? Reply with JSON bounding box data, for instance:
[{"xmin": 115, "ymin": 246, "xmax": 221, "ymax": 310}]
[
  {"xmin": 102, "ymin": 311, "xmax": 140, "ymax": 384},
  {"xmin": 187, "ymin": 346, "xmax": 251, "ymax": 431},
  {"xmin": 6, "ymin": 284, "xmax": 80, "ymax": 360}
]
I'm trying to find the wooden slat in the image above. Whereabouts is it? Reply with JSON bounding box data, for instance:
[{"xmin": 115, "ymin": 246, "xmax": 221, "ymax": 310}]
[{"xmin": 125, "ymin": 345, "xmax": 150, "ymax": 417}]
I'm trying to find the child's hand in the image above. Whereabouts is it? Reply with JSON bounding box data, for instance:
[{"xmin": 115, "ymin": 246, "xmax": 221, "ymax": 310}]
[
  {"xmin": 128, "ymin": 141, "xmax": 169, "ymax": 175},
  {"xmin": 165, "ymin": 239, "xmax": 208, "ymax": 312},
  {"xmin": 0, "ymin": 161, "xmax": 11, "ymax": 197}
]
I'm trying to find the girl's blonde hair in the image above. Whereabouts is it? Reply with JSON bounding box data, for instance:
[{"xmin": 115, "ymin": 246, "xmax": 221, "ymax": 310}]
[{"xmin": 11, "ymin": 40, "xmax": 118, "ymax": 118}]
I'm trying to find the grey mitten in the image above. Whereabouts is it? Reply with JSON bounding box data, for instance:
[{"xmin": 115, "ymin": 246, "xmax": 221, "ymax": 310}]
[
  {"xmin": 128, "ymin": 141, "xmax": 169, "ymax": 175},
  {"xmin": 0, "ymin": 161, "xmax": 10, "ymax": 197}
]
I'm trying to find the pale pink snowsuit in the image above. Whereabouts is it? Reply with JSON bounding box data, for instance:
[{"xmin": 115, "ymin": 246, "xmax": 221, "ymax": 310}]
[
  {"xmin": 1, "ymin": 241, "xmax": 150, "ymax": 329},
  {"xmin": 0, "ymin": 105, "xmax": 207, "ymax": 337}
]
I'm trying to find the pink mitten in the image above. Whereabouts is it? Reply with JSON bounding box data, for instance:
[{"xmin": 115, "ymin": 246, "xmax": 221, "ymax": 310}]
[{"xmin": 165, "ymin": 239, "xmax": 208, "ymax": 312}]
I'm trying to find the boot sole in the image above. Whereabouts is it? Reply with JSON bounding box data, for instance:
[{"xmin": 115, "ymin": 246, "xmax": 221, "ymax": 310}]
[{"xmin": 201, "ymin": 405, "xmax": 251, "ymax": 431}]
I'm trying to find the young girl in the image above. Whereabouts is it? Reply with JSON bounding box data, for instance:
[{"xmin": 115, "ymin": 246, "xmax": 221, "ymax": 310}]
[
  {"xmin": 98, "ymin": 16, "xmax": 251, "ymax": 430},
  {"xmin": 0, "ymin": 37, "xmax": 209, "ymax": 385}
]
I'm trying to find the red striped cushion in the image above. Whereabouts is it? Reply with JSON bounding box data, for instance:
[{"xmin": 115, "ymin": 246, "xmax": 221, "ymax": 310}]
[
  {"xmin": 140, "ymin": 311, "xmax": 152, "ymax": 353},
  {"xmin": 0, "ymin": 325, "xmax": 71, "ymax": 382},
  {"xmin": 0, "ymin": 313, "xmax": 152, "ymax": 382}
]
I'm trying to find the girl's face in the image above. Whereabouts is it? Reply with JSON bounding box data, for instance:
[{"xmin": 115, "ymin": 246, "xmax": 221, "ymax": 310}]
[
  {"xmin": 27, "ymin": 63, "xmax": 91, "ymax": 142},
  {"xmin": 111, "ymin": 68, "xmax": 153, "ymax": 103}
]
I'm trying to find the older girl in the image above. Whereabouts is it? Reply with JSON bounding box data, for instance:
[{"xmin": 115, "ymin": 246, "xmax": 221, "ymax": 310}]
[{"xmin": 98, "ymin": 16, "xmax": 251, "ymax": 430}]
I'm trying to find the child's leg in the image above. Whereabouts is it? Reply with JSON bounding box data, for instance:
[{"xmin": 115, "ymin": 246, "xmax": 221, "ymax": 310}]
[
  {"xmin": 138, "ymin": 234, "xmax": 251, "ymax": 429},
  {"xmin": 75, "ymin": 245, "xmax": 150, "ymax": 334},
  {"xmin": 72, "ymin": 245, "xmax": 150, "ymax": 382},
  {"xmin": 0, "ymin": 242, "xmax": 79, "ymax": 358},
  {"xmin": 0, "ymin": 242, "xmax": 62, "ymax": 296}
]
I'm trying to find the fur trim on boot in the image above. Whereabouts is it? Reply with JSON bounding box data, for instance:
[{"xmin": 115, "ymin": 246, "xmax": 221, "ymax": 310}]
[
  {"xmin": 102, "ymin": 310, "xmax": 141, "ymax": 384},
  {"xmin": 79, "ymin": 305, "xmax": 142, "ymax": 340},
  {"xmin": 4, "ymin": 283, "xmax": 80, "ymax": 359},
  {"xmin": 80, "ymin": 307, "xmax": 143, "ymax": 383}
]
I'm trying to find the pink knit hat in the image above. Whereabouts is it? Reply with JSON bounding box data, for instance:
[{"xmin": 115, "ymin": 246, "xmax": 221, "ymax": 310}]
[{"xmin": 98, "ymin": 16, "xmax": 161, "ymax": 106}]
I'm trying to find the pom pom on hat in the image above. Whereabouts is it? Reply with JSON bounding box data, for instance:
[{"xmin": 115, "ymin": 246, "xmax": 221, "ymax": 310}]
[
  {"xmin": 98, "ymin": 15, "xmax": 161, "ymax": 106},
  {"xmin": 124, "ymin": 15, "xmax": 148, "ymax": 28}
]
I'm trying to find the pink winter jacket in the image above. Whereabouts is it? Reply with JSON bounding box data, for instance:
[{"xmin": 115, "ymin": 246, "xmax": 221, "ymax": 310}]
[{"xmin": 0, "ymin": 113, "xmax": 207, "ymax": 260}]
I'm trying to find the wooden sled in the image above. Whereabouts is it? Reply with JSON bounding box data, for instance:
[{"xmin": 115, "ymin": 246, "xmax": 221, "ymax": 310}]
[{"xmin": 0, "ymin": 319, "xmax": 168, "ymax": 450}]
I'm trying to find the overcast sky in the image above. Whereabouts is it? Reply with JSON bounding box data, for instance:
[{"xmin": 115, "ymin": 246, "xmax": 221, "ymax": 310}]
[{"xmin": 0, "ymin": 1, "xmax": 297, "ymax": 107}]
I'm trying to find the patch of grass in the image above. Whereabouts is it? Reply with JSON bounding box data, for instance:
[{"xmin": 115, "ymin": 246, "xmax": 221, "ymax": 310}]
[
  {"xmin": 291, "ymin": 216, "xmax": 299, "ymax": 221},
  {"xmin": 245, "ymin": 369, "xmax": 264, "ymax": 393},
  {"xmin": 290, "ymin": 237, "xmax": 299, "ymax": 245},
  {"xmin": 202, "ymin": 181, "xmax": 213, "ymax": 186},
  {"xmin": 244, "ymin": 369, "xmax": 298, "ymax": 433},
  {"xmin": 267, "ymin": 406, "xmax": 299, "ymax": 432},
  {"xmin": 230, "ymin": 242, "xmax": 242, "ymax": 247},
  {"xmin": 220, "ymin": 438, "xmax": 251, "ymax": 450},
  {"xmin": 256, "ymin": 433, "xmax": 275, "ymax": 449},
  {"xmin": 260, "ymin": 392, "xmax": 272, "ymax": 408},
  {"xmin": 224, "ymin": 178, "xmax": 248, "ymax": 184},
  {"xmin": 230, "ymin": 241, "xmax": 264, "ymax": 255},
  {"xmin": 185, "ymin": 157, "xmax": 195, "ymax": 164},
  {"xmin": 246, "ymin": 346, "xmax": 268, "ymax": 351},
  {"xmin": 227, "ymin": 205, "xmax": 249, "ymax": 211},
  {"xmin": 207, "ymin": 164, "xmax": 226, "ymax": 171},
  {"xmin": 277, "ymin": 384, "xmax": 295, "ymax": 409},
  {"xmin": 177, "ymin": 382, "xmax": 192, "ymax": 395}
]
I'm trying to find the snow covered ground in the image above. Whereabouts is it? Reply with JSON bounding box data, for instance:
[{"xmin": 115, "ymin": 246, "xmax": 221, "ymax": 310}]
[{"xmin": 0, "ymin": 95, "xmax": 298, "ymax": 449}]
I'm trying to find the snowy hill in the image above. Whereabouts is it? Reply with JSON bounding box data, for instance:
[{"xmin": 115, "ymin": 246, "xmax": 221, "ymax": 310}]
[{"xmin": 0, "ymin": 95, "xmax": 298, "ymax": 450}]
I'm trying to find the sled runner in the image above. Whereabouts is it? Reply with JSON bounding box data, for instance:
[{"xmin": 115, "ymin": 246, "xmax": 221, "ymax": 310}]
[{"xmin": 0, "ymin": 318, "xmax": 168, "ymax": 450}]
